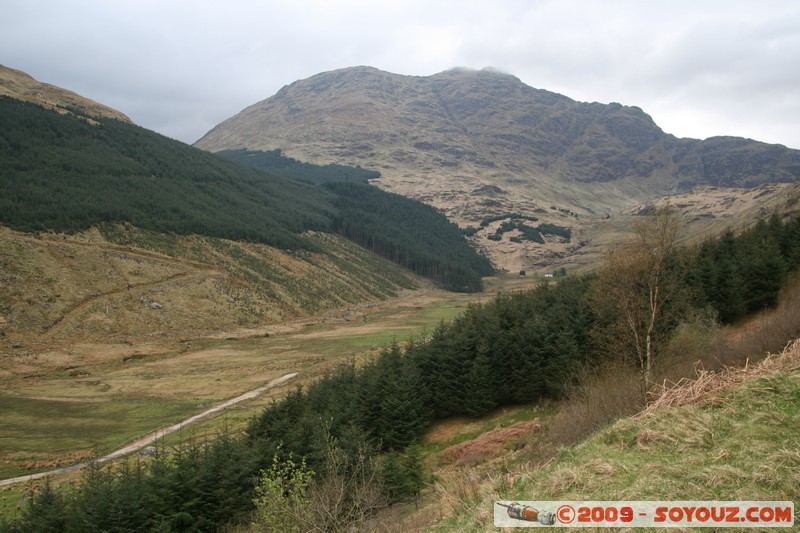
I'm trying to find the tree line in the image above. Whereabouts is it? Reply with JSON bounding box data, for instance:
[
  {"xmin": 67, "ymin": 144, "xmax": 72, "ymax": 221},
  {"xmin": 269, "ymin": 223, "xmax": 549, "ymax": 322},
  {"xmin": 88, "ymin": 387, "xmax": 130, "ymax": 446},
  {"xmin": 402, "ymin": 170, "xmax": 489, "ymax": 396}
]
[
  {"xmin": 0, "ymin": 97, "xmax": 491, "ymax": 291},
  {"xmin": 688, "ymin": 215, "xmax": 800, "ymax": 323},
  {"xmin": 323, "ymin": 182, "xmax": 493, "ymax": 292},
  {"xmin": 217, "ymin": 151, "xmax": 493, "ymax": 291},
  {"xmin": 217, "ymin": 148, "xmax": 380, "ymax": 185}
]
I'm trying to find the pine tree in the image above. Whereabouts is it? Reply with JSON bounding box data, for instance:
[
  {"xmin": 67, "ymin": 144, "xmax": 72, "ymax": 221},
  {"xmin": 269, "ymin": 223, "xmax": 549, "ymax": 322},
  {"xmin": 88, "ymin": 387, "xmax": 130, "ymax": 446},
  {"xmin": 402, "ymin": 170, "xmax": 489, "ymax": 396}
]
[
  {"xmin": 713, "ymin": 232, "xmax": 746, "ymax": 323},
  {"xmin": 464, "ymin": 347, "xmax": 498, "ymax": 416},
  {"xmin": 373, "ymin": 343, "xmax": 431, "ymax": 450},
  {"xmin": 12, "ymin": 480, "xmax": 68, "ymax": 533}
]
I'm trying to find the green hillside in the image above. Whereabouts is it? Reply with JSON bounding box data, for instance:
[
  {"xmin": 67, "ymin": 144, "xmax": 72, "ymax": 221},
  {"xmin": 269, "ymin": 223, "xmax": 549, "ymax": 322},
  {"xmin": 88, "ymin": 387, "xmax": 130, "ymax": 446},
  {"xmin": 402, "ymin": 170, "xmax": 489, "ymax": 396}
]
[
  {"xmin": 444, "ymin": 341, "xmax": 800, "ymax": 531},
  {"xmin": 0, "ymin": 97, "xmax": 332, "ymax": 249},
  {"xmin": 0, "ymin": 96, "xmax": 491, "ymax": 291},
  {"xmin": 217, "ymin": 149, "xmax": 494, "ymax": 291}
]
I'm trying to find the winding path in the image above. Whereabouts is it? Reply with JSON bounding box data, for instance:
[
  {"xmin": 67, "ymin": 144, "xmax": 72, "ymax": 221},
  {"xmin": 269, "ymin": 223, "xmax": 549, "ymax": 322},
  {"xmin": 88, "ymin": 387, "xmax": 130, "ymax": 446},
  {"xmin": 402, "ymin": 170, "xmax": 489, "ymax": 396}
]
[{"xmin": 0, "ymin": 372, "xmax": 297, "ymax": 487}]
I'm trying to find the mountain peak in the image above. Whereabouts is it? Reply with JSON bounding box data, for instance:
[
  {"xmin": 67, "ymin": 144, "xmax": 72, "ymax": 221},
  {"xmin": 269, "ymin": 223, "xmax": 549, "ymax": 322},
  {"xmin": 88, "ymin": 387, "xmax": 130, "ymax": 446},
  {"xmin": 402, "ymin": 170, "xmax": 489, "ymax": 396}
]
[
  {"xmin": 194, "ymin": 66, "xmax": 800, "ymax": 272},
  {"xmin": 438, "ymin": 66, "xmax": 513, "ymax": 76}
]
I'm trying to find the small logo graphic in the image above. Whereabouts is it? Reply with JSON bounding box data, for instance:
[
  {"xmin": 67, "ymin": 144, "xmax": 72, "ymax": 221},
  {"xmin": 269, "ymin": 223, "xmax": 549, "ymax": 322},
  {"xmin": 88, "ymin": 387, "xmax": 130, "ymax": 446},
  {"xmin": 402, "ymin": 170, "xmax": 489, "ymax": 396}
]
[
  {"xmin": 496, "ymin": 502, "xmax": 556, "ymax": 525},
  {"xmin": 495, "ymin": 501, "xmax": 794, "ymax": 528}
]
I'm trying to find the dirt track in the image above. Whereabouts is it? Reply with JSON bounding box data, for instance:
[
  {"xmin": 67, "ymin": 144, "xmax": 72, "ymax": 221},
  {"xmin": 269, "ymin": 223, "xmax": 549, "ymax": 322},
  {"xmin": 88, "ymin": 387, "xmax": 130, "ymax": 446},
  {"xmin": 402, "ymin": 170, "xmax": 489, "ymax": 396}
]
[{"xmin": 0, "ymin": 372, "xmax": 297, "ymax": 487}]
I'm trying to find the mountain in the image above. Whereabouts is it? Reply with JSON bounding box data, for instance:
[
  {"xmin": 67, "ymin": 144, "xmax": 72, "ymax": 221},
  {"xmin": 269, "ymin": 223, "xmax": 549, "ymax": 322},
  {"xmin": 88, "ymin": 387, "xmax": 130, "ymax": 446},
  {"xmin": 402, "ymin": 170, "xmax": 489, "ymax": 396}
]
[
  {"xmin": 0, "ymin": 91, "xmax": 490, "ymax": 292},
  {"xmin": 195, "ymin": 66, "xmax": 800, "ymax": 194},
  {"xmin": 0, "ymin": 68, "xmax": 494, "ymax": 347},
  {"xmin": 195, "ymin": 66, "xmax": 800, "ymax": 272},
  {"xmin": 0, "ymin": 64, "xmax": 131, "ymax": 124}
]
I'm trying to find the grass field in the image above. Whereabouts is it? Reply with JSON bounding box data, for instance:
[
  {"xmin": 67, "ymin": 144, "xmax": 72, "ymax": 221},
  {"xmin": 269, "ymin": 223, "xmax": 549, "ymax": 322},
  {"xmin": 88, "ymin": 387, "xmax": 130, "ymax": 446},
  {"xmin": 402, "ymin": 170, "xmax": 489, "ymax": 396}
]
[
  {"xmin": 0, "ymin": 271, "xmax": 543, "ymax": 521},
  {"xmin": 0, "ymin": 394, "xmax": 199, "ymax": 477},
  {"xmin": 0, "ymin": 275, "xmax": 526, "ymax": 485}
]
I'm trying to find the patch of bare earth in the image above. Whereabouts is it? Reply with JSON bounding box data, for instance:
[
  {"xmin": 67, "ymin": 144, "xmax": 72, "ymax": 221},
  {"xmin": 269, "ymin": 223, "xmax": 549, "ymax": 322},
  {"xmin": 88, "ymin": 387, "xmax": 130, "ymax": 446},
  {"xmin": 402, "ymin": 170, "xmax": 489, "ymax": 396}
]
[{"xmin": 440, "ymin": 420, "xmax": 543, "ymax": 466}]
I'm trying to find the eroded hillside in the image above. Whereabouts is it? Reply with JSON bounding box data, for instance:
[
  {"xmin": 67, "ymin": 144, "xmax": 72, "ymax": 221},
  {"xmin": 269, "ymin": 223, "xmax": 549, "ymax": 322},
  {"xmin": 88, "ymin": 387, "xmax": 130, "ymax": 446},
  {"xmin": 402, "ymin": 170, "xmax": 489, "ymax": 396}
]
[{"xmin": 0, "ymin": 225, "xmax": 416, "ymax": 353}]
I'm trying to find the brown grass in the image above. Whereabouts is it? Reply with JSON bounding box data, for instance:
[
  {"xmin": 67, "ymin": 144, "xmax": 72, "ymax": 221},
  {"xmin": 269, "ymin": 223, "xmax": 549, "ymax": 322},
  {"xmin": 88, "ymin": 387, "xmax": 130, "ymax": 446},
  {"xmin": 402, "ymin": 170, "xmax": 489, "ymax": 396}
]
[
  {"xmin": 704, "ymin": 272, "xmax": 800, "ymax": 370},
  {"xmin": 549, "ymin": 273, "xmax": 800, "ymax": 450},
  {"xmin": 440, "ymin": 420, "xmax": 542, "ymax": 466},
  {"xmin": 549, "ymin": 359, "xmax": 647, "ymax": 446},
  {"xmin": 641, "ymin": 338, "xmax": 800, "ymax": 417},
  {"xmin": 3, "ymin": 450, "xmax": 95, "ymax": 472}
]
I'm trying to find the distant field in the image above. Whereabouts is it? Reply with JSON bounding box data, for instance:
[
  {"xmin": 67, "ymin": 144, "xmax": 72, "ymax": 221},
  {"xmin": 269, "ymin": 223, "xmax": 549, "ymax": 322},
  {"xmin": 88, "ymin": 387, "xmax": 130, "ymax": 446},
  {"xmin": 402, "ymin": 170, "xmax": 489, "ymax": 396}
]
[
  {"xmin": 0, "ymin": 277, "xmax": 518, "ymax": 482},
  {"xmin": 0, "ymin": 394, "xmax": 199, "ymax": 479}
]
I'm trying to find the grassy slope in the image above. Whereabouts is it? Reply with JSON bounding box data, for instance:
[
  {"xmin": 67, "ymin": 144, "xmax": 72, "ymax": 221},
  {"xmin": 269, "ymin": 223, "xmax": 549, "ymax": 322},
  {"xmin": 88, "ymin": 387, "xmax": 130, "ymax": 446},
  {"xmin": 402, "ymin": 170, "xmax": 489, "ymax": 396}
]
[
  {"xmin": 419, "ymin": 341, "xmax": 800, "ymax": 531},
  {"xmin": 0, "ymin": 224, "xmax": 421, "ymax": 481},
  {"xmin": 0, "ymin": 223, "xmax": 499, "ymax": 483},
  {"xmin": 0, "ymin": 226, "xmax": 415, "ymax": 345}
]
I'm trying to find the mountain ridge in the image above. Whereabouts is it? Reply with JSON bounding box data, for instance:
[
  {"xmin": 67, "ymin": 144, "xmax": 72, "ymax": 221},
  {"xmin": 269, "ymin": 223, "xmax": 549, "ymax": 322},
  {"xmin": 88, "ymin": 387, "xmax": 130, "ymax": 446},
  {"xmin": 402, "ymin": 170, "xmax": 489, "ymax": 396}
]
[
  {"xmin": 195, "ymin": 66, "xmax": 800, "ymax": 272},
  {"xmin": 0, "ymin": 64, "xmax": 131, "ymax": 124},
  {"xmin": 195, "ymin": 66, "xmax": 800, "ymax": 192}
]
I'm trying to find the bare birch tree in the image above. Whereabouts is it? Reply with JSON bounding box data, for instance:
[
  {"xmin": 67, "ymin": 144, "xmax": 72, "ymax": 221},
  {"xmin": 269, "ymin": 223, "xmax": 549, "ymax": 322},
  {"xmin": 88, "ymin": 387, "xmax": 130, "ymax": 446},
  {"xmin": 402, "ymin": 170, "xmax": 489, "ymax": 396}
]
[{"xmin": 593, "ymin": 204, "xmax": 684, "ymax": 388}]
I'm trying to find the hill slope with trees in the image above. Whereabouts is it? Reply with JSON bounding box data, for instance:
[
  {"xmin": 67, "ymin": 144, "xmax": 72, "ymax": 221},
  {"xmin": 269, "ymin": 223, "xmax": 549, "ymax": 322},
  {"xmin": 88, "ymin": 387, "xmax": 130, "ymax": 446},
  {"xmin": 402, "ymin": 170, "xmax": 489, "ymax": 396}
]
[
  {"xmin": 0, "ymin": 96, "xmax": 490, "ymax": 291},
  {"xmin": 6, "ymin": 209, "xmax": 799, "ymax": 532}
]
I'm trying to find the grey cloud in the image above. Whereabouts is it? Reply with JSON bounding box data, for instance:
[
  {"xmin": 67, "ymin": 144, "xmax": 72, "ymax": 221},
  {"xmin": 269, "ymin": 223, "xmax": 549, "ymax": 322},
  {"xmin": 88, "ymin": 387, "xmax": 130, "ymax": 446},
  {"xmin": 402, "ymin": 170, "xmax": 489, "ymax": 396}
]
[{"xmin": 1, "ymin": 0, "xmax": 798, "ymax": 148}]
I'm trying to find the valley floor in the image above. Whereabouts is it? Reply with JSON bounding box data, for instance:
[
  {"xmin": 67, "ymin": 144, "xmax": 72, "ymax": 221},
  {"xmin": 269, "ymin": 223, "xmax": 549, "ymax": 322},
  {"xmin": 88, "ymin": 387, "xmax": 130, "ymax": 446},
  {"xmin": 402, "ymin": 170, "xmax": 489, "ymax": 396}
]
[
  {"xmin": 0, "ymin": 265, "xmax": 529, "ymax": 486},
  {"xmin": 0, "ymin": 372, "xmax": 298, "ymax": 487}
]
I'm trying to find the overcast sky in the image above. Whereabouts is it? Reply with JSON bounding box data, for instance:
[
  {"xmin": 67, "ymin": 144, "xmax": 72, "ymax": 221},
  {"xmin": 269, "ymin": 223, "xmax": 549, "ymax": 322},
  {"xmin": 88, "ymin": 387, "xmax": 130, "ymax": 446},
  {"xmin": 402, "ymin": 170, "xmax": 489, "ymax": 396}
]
[{"xmin": 3, "ymin": 0, "xmax": 799, "ymax": 149}]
